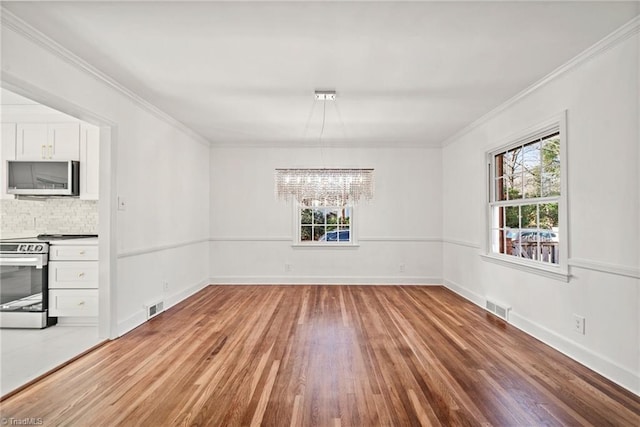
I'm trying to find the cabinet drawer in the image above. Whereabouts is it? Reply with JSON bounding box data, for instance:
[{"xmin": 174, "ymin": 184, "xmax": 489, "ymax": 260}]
[
  {"xmin": 49, "ymin": 261, "xmax": 98, "ymax": 289},
  {"xmin": 50, "ymin": 245, "xmax": 98, "ymax": 261},
  {"xmin": 49, "ymin": 289, "xmax": 98, "ymax": 317}
]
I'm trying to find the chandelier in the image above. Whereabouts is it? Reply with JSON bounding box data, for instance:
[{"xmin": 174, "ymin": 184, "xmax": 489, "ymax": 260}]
[
  {"xmin": 275, "ymin": 168, "xmax": 374, "ymax": 207},
  {"xmin": 274, "ymin": 90, "xmax": 375, "ymax": 207}
]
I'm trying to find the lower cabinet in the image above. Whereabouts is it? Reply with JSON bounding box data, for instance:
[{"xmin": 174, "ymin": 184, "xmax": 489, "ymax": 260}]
[
  {"xmin": 49, "ymin": 243, "xmax": 99, "ymax": 318},
  {"xmin": 49, "ymin": 289, "xmax": 98, "ymax": 317}
]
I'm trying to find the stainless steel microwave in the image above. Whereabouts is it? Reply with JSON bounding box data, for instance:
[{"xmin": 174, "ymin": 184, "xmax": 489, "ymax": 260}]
[{"xmin": 7, "ymin": 160, "xmax": 79, "ymax": 196}]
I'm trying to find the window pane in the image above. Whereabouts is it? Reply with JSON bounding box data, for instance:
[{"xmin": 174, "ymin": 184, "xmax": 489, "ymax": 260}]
[
  {"xmin": 495, "ymin": 152, "xmax": 505, "ymax": 180},
  {"xmin": 539, "ymin": 202, "xmax": 559, "ymax": 229},
  {"xmin": 313, "ymin": 209, "xmax": 325, "ymax": 225},
  {"xmin": 326, "ymin": 210, "xmax": 338, "ymax": 225},
  {"xmin": 301, "ymin": 226, "xmax": 312, "ymax": 241},
  {"xmin": 541, "ymin": 136, "xmax": 560, "ymax": 197},
  {"xmin": 301, "ymin": 209, "xmax": 312, "ymax": 225},
  {"xmin": 505, "ymin": 175, "xmax": 523, "ymax": 200},
  {"xmin": 522, "ymin": 140, "xmax": 541, "ymax": 198},
  {"xmin": 505, "ymin": 206, "xmax": 519, "ymax": 228},
  {"xmin": 339, "ymin": 208, "xmax": 351, "ymax": 224},
  {"xmin": 495, "ymin": 177, "xmax": 507, "ymax": 201},
  {"xmin": 313, "ymin": 226, "xmax": 325, "ymax": 241}
]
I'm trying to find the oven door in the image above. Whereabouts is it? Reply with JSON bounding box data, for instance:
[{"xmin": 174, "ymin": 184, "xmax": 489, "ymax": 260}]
[{"xmin": 0, "ymin": 253, "xmax": 53, "ymax": 328}]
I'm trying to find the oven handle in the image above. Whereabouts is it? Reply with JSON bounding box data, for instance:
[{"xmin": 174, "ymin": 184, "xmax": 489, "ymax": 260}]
[{"xmin": 0, "ymin": 256, "xmax": 47, "ymax": 268}]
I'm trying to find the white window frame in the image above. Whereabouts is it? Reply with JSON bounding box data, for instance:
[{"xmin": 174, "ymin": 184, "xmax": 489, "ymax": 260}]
[
  {"xmin": 292, "ymin": 203, "xmax": 359, "ymax": 248},
  {"xmin": 482, "ymin": 111, "xmax": 569, "ymax": 281}
]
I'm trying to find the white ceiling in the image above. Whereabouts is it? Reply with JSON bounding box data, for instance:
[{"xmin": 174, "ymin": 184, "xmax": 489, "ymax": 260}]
[{"xmin": 2, "ymin": 1, "xmax": 639, "ymax": 147}]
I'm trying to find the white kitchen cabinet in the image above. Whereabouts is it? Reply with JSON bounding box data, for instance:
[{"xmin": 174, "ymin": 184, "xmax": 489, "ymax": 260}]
[
  {"xmin": 50, "ymin": 245, "xmax": 99, "ymax": 261},
  {"xmin": 49, "ymin": 242, "xmax": 99, "ymax": 318},
  {"xmin": 1, "ymin": 123, "xmax": 16, "ymax": 199},
  {"xmin": 16, "ymin": 123, "xmax": 80, "ymax": 160},
  {"xmin": 49, "ymin": 261, "xmax": 99, "ymax": 289},
  {"xmin": 80, "ymin": 124, "xmax": 99, "ymax": 200},
  {"xmin": 49, "ymin": 290, "xmax": 98, "ymax": 317}
]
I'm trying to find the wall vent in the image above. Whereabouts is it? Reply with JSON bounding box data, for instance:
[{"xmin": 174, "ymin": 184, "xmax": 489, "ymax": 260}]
[
  {"xmin": 145, "ymin": 301, "xmax": 164, "ymax": 320},
  {"xmin": 485, "ymin": 298, "xmax": 511, "ymax": 321}
]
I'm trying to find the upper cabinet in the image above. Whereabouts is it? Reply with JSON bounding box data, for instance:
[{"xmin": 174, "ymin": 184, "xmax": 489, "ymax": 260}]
[{"xmin": 16, "ymin": 123, "xmax": 80, "ymax": 160}]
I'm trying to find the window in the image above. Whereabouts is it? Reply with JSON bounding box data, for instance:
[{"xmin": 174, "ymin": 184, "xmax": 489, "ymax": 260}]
[
  {"xmin": 299, "ymin": 206, "xmax": 351, "ymax": 243},
  {"xmin": 487, "ymin": 115, "xmax": 566, "ymax": 273}
]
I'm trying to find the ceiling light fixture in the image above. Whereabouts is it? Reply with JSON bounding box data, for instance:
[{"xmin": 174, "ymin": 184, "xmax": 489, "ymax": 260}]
[{"xmin": 275, "ymin": 90, "xmax": 375, "ymax": 207}]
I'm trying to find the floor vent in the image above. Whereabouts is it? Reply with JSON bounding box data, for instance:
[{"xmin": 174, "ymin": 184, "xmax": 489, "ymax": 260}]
[
  {"xmin": 485, "ymin": 298, "xmax": 511, "ymax": 321},
  {"xmin": 145, "ymin": 301, "xmax": 165, "ymax": 320}
]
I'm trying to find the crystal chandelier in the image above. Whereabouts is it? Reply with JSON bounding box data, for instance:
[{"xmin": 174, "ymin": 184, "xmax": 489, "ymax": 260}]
[
  {"xmin": 275, "ymin": 168, "xmax": 374, "ymax": 207},
  {"xmin": 275, "ymin": 90, "xmax": 375, "ymax": 207}
]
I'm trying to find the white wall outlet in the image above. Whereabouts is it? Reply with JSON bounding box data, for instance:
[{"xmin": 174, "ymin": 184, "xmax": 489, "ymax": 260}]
[
  {"xmin": 573, "ymin": 314, "xmax": 585, "ymax": 334},
  {"xmin": 399, "ymin": 263, "xmax": 406, "ymax": 273},
  {"xmin": 285, "ymin": 263, "xmax": 293, "ymax": 272},
  {"xmin": 118, "ymin": 195, "xmax": 127, "ymax": 211},
  {"xmin": 163, "ymin": 281, "xmax": 169, "ymax": 292}
]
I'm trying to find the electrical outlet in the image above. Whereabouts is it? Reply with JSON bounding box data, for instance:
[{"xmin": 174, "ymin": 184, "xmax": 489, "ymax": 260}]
[
  {"xmin": 285, "ymin": 264, "xmax": 292, "ymax": 272},
  {"xmin": 163, "ymin": 281, "xmax": 169, "ymax": 292},
  {"xmin": 573, "ymin": 314, "xmax": 585, "ymax": 334},
  {"xmin": 399, "ymin": 263, "xmax": 406, "ymax": 273}
]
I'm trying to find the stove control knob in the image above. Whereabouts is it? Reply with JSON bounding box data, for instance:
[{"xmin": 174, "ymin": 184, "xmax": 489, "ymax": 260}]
[
  {"xmin": 35, "ymin": 245, "xmax": 44, "ymax": 252},
  {"xmin": 17, "ymin": 244, "xmax": 25, "ymax": 252}
]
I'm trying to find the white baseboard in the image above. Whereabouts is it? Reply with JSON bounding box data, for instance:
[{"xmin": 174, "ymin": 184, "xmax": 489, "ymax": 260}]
[
  {"xmin": 56, "ymin": 317, "xmax": 98, "ymax": 327},
  {"xmin": 117, "ymin": 310, "xmax": 147, "ymax": 337},
  {"xmin": 509, "ymin": 312, "xmax": 639, "ymax": 396},
  {"xmin": 443, "ymin": 279, "xmax": 485, "ymax": 308},
  {"xmin": 165, "ymin": 278, "xmax": 210, "ymax": 310},
  {"xmin": 208, "ymin": 276, "xmax": 442, "ymax": 285},
  {"xmin": 442, "ymin": 278, "xmax": 640, "ymax": 396},
  {"xmin": 117, "ymin": 278, "xmax": 210, "ymax": 337}
]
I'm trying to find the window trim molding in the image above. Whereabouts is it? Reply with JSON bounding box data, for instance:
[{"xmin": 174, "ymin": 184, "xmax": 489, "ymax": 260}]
[{"xmin": 483, "ymin": 110, "xmax": 569, "ymax": 277}]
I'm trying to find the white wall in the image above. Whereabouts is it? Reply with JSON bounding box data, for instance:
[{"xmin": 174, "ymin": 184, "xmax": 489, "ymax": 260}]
[
  {"xmin": 442, "ymin": 31, "xmax": 639, "ymax": 393},
  {"xmin": 210, "ymin": 145, "xmax": 442, "ymax": 284},
  {"xmin": 1, "ymin": 18, "xmax": 211, "ymax": 336}
]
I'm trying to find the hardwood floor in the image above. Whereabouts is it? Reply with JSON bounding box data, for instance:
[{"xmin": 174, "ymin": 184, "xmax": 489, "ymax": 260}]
[{"xmin": 1, "ymin": 285, "xmax": 638, "ymax": 426}]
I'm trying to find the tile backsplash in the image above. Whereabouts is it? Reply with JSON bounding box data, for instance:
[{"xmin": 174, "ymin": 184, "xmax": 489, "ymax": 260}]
[{"xmin": 0, "ymin": 198, "xmax": 98, "ymax": 235}]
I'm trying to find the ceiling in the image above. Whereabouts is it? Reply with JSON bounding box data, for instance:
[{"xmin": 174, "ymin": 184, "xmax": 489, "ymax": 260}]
[{"xmin": 2, "ymin": 1, "xmax": 638, "ymax": 147}]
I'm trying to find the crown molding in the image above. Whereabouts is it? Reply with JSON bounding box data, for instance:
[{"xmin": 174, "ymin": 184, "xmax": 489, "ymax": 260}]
[
  {"xmin": 440, "ymin": 14, "xmax": 640, "ymax": 148},
  {"xmin": 0, "ymin": 7, "xmax": 212, "ymax": 147}
]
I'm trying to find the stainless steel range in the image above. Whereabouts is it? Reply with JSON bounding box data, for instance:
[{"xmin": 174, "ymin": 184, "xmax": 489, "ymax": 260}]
[
  {"xmin": 0, "ymin": 239, "xmax": 55, "ymax": 328},
  {"xmin": 0, "ymin": 235, "xmax": 97, "ymax": 328}
]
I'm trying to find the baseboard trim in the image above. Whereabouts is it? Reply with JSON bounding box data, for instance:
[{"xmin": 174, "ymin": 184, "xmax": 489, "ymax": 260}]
[
  {"xmin": 209, "ymin": 276, "xmax": 442, "ymax": 285},
  {"xmin": 442, "ymin": 279, "xmax": 485, "ymax": 308},
  {"xmin": 509, "ymin": 312, "xmax": 639, "ymax": 396},
  {"xmin": 117, "ymin": 278, "xmax": 209, "ymax": 336},
  {"xmin": 442, "ymin": 278, "xmax": 640, "ymax": 396}
]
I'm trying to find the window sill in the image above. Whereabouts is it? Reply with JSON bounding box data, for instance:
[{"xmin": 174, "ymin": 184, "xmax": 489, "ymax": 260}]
[
  {"xmin": 292, "ymin": 243, "xmax": 360, "ymax": 249},
  {"xmin": 480, "ymin": 253, "xmax": 570, "ymax": 282}
]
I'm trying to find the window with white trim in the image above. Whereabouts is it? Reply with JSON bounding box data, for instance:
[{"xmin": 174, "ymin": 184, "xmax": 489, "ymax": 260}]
[
  {"xmin": 299, "ymin": 206, "xmax": 352, "ymax": 243},
  {"xmin": 488, "ymin": 120, "xmax": 565, "ymax": 268}
]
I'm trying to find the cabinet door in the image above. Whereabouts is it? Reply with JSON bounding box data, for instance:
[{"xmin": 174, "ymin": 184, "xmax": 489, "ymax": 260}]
[
  {"xmin": 80, "ymin": 124, "xmax": 99, "ymax": 200},
  {"xmin": 49, "ymin": 123, "xmax": 80, "ymax": 160},
  {"xmin": 16, "ymin": 123, "xmax": 47, "ymax": 160},
  {"xmin": 1, "ymin": 123, "xmax": 16, "ymax": 199}
]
